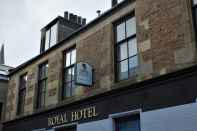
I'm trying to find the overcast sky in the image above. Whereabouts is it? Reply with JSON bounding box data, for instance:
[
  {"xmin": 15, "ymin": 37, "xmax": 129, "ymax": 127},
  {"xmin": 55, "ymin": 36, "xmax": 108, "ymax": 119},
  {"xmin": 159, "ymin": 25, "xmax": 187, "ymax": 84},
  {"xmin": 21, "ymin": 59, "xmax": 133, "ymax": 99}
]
[{"xmin": 0, "ymin": 0, "xmax": 111, "ymax": 67}]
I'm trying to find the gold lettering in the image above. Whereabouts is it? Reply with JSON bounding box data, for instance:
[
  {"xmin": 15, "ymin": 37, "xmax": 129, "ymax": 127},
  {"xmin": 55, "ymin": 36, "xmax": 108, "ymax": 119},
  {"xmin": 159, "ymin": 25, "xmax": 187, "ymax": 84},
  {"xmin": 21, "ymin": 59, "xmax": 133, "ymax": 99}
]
[
  {"xmin": 48, "ymin": 113, "xmax": 68, "ymax": 127},
  {"xmin": 71, "ymin": 111, "xmax": 78, "ymax": 121},
  {"xmin": 58, "ymin": 115, "xmax": 64, "ymax": 124},
  {"xmin": 63, "ymin": 113, "xmax": 68, "ymax": 123},
  {"xmin": 48, "ymin": 106, "xmax": 98, "ymax": 126},
  {"xmin": 83, "ymin": 108, "xmax": 88, "ymax": 119},
  {"xmin": 87, "ymin": 107, "xmax": 93, "ymax": 118},
  {"xmin": 92, "ymin": 106, "xmax": 98, "ymax": 117},
  {"xmin": 48, "ymin": 118, "xmax": 54, "ymax": 126},
  {"xmin": 78, "ymin": 110, "xmax": 83, "ymax": 120},
  {"xmin": 54, "ymin": 116, "xmax": 58, "ymax": 125}
]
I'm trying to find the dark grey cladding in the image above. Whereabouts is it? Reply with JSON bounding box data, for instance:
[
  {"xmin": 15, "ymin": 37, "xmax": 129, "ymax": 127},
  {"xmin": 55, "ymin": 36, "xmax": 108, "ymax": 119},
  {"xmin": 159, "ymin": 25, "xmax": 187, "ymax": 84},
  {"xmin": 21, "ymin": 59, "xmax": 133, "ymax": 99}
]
[{"xmin": 40, "ymin": 11, "xmax": 87, "ymax": 53}]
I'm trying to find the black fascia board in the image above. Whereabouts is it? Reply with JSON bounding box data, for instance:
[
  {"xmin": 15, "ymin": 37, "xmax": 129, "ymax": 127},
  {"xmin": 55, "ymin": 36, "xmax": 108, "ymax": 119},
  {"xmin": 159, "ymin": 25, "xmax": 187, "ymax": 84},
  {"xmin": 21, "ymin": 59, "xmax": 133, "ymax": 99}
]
[
  {"xmin": 41, "ymin": 16, "xmax": 63, "ymax": 31},
  {"xmin": 3, "ymin": 63, "xmax": 197, "ymax": 124}
]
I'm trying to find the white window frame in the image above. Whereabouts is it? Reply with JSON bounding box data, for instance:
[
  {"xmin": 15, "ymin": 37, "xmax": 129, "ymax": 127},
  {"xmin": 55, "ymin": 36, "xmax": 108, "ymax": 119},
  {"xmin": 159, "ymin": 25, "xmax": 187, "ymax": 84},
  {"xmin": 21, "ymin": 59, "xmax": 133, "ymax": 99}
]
[{"xmin": 109, "ymin": 109, "xmax": 142, "ymax": 131}]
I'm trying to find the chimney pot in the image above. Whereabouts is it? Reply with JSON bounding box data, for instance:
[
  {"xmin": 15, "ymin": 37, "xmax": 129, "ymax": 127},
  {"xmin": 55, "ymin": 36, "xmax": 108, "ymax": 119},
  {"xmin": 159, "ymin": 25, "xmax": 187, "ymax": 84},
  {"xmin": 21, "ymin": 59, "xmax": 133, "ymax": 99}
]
[
  {"xmin": 77, "ymin": 16, "xmax": 82, "ymax": 25},
  {"xmin": 82, "ymin": 18, "xmax": 86, "ymax": 25},
  {"xmin": 64, "ymin": 11, "xmax": 69, "ymax": 20},
  {"xmin": 73, "ymin": 15, "xmax": 78, "ymax": 23},
  {"xmin": 97, "ymin": 10, "xmax": 101, "ymax": 16},
  {"xmin": 112, "ymin": 0, "xmax": 118, "ymax": 7},
  {"xmin": 69, "ymin": 13, "xmax": 75, "ymax": 23}
]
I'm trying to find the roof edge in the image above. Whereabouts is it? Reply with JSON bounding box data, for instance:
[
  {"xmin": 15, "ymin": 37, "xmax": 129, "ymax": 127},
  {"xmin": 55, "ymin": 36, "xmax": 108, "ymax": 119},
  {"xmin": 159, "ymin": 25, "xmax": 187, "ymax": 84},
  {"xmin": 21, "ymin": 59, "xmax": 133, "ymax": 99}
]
[{"xmin": 9, "ymin": 0, "xmax": 134, "ymax": 76}]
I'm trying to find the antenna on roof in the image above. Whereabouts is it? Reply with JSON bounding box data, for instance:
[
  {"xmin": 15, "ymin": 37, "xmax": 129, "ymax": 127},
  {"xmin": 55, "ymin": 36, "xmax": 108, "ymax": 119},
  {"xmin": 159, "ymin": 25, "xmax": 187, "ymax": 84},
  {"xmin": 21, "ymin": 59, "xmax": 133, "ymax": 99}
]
[
  {"xmin": 97, "ymin": 10, "xmax": 101, "ymax": 17},
  {"xmin": 0, "ymin": 44, "xmax": 5, "ymax": 65}
]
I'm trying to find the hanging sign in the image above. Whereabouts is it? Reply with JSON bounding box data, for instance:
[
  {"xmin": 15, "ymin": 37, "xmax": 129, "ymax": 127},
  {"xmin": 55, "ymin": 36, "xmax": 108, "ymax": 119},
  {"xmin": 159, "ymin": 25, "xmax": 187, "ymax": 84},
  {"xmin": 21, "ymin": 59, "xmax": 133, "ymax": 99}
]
[{"xmin": 75, "ymin": 62, "xmax": 93, "ymax": 86}]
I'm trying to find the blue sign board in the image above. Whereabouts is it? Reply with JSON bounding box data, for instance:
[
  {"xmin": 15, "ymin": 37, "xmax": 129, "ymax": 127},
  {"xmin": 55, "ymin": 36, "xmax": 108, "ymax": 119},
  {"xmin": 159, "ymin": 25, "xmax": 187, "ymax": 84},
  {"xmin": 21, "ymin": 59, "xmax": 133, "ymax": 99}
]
[{"xmin": 75, "ymin": 62, "xmax": 93, "ymax": 86}]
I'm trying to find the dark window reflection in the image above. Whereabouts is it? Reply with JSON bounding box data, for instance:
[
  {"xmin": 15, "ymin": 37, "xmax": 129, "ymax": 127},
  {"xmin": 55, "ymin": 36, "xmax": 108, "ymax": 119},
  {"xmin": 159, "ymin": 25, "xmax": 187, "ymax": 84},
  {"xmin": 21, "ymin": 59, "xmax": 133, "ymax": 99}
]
[
  {"xmin": 115, "ymin": 115, "xmax": 140, "ymax": 131},
  {"xmin": 17, "ymin": 73, "xmax": 28, "ymax": 115},
  {"xmin": 63, "ymin": 48, "xmax": 76, "ymax": 99},
  {"xmin": 37, "ymin": 62, "xmax": 48, "ymax": 109},
  {"xmin": 115, "ymin": 15, "xmax": 138, "ymax": 81}
]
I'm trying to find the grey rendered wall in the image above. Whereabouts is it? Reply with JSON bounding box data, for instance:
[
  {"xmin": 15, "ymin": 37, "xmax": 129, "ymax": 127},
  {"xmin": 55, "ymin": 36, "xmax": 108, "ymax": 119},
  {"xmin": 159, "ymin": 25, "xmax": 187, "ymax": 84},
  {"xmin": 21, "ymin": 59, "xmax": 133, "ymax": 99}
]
[
  {"xmin": 141, "ymin": 103, "xmax": 197, "ymax": 131},
  {"xmin": 77, "ymin": 103, "xmax": 197, "ymax": 131},
  {"xmin": 77, "ymin": 119, "xmax": 113, "ymax": 131}
]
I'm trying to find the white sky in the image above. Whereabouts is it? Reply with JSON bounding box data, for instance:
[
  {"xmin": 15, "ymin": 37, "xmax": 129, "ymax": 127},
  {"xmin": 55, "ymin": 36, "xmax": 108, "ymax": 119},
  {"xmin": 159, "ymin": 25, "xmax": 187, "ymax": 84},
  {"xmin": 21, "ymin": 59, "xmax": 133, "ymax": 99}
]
[{"xmin": 0, "ymin": 0, "xmax": 111, "ymax": 67}]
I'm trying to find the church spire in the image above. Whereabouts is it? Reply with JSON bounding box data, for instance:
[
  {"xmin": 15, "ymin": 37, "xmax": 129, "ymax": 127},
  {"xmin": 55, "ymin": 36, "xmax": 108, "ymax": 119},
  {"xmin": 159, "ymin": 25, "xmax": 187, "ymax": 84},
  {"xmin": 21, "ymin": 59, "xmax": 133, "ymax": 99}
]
[{"xmin": 0, "ymin": 44, "xmax": 5, "ymax": 65}]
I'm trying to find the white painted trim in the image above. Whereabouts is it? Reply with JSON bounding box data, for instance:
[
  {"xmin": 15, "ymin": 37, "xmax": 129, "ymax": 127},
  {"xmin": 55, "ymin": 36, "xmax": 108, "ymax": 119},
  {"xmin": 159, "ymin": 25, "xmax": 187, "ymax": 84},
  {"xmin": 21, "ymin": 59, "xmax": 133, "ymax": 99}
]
[
  {"xmin": 32, "ymin": 128, "xmax": 46, "ymax": 131},
  {"xmin": 109, "ymin": 109, "xmax": 142, "ymax": 118},
  {"xmin": 109, "ymin": 109, "xmax": 142, "ymax": 131},
  {"xmin": 52, "ymin": 122, "xmax": 78, "ymax": 129}
]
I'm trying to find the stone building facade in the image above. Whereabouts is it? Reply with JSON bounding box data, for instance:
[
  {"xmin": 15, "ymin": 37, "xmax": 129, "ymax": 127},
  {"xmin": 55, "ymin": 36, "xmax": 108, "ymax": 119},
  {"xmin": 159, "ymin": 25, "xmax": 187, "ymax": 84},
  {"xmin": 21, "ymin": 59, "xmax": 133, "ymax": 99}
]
[
  {"xmin": 0, "ymin": 65, "xmax": 12, "ymax": 131},
  {"xmin": 2, "ymin": 0, "xmax": 197, "ymax": 131}
]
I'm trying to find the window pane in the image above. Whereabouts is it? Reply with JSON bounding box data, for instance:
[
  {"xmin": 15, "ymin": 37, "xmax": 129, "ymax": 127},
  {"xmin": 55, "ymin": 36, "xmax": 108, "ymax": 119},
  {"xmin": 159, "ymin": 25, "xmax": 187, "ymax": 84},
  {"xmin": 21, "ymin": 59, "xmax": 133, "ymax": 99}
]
[
  {"xmin": 21, "ymin": 90, "xmax": 25, "ymax": 112},
  {"xmin": 72, "ymin": 67, "xmax": 75, "ymax": 81},
  {"xmin": 118, "ymin": 0, "xmax": 124, "ymax": 3},
  {"xmin": 50, "ymin": 24, "xmax": 58, "ymax": 47},
  {"xmin": 37, "ymin": 92, "xmax": 45, "ymax": 108},
  {"xmin": 194, "ymin": 8, "xmax": 197, "ymax": 25},
  {"xmin": 45, "ymin": 30, "xmax": 50, "ymax": 51},
  {"xmin": 71, "ymin": 81, "xmax": 76, "ymax": 96},
  {"xmin": 56, "ymin": 127, "xmax": 76, "ymax": 131},
  {"xmin": 20, "ymin": 74, "xmax": 27, "ymax": 89},
  {"xmin": 126, "ymin": 17, "xmax": 136, "ymax": 37},
  {"xmin": 128, "ymin": 38, "xmax": 137, "ymax": 57},
  {"xmin": 66, "ymin": 52, "xmax": 71, "ymax": 67},
  {"xmin": 39, "ymin": 66, "xmax": 43, "ymax": 79},
  {"xmin": 117, "ymin": 42, "xmax": 128, "ymax": 61},
  {"xmin": 65, "ymin": 82, "xmax": 72, "ymax": 97},
  {"xmin": 129, "ymin": 56, "xmax": 138, "ymax": 75},
  {"xmin": 40, "ymin": 63, "xmax": 48, "ymax": 79},
  {"xmin": 18, "ymin": 89, "xmax": 25, "ymax": 114},
  {"xmin": 18, "ymin": 98, "xmax": 23, "ymax": 113},
  {"xmin": 194, "ymin": 0, "xmax": 197, "ymax": 5},
  {"xmin": 45, "ymin": 63, "xmax": 49, "ymax": 76},
  {"xmin": 65, "ymin": 68, "xmax": 72, "ymax": 82},
  {"xmin": 45, "ymin": 79, "xmax": 48, "ymax": 90},
  {"xmin": 63, "ymin": 86, "xmax": 67, "ymax": 99},
  {"xmin": 117, "ymin": 118, "xmax": 140, "ymax": 131},
  {"xmin": 118, "ymin": 60, "xmax": 128, "ymax": 80},
  {"xmin": 40, "ymin": 92, "xmax": 45, "ymax": 107},
  {"xmin": 21, "ymin": 90, "xmax": 26, "ymax": 101},
  {"xmin": 117, "ymin": 22, "xmax": 126, "ymax": 42},
  {"xmin": 39, "ymin": 81, "xmax": 45, "ymax": 93},
  {"xmin": 47, "ymin": 129, "xmax": 55, "ymax": 131},
  {"xmin": 22, "ymin": 74, "xmax": 28, "ymax": 83},
  {"xmin": 71, "ymin": 49, "xmax": 76, "ymax": 65}
]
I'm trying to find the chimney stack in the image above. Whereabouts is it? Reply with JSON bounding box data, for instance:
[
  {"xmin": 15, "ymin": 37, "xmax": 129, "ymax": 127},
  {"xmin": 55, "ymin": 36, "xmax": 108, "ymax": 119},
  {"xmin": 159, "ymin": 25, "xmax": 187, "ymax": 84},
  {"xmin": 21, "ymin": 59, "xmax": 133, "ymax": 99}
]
[
  {"xmin": 69, "ymin": 13, "xmax": 75, "ymax": 23},
  {"xmin": 64, "ymin": 11, "xmax": 69, "ymax": 20},
  {"xmin": 77, "ymin": 16, "xmax": 82, "ymax": 25},
  {"xmin": 112, "ymin": 0, "xmax": 118, "ymax": 7},
  {"xmin": 82, "ymin": 18, "xmax": 86, "ymax": 25},
  {"xmin": 64, "ymin": 11, "xmax": 86, "ymax": 26},
  {"xmin": 0, "ymin": 44, "xmax": 5, "ymax": 65}
]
